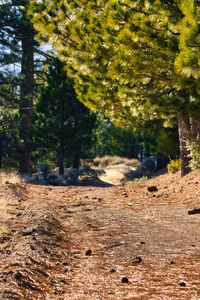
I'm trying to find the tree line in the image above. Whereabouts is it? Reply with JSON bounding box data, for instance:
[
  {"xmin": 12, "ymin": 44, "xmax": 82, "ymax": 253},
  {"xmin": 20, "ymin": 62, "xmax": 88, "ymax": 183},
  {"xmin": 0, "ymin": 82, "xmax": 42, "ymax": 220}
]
[{"xmin": 1, "ymin": 0, "xmax": 183, "ymax": 175}]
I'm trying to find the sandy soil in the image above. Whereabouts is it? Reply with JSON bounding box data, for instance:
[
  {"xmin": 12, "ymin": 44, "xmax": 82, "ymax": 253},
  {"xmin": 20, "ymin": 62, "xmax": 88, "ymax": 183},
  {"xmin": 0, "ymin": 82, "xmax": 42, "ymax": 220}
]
[{"xmin": 1, "ymin": 170, "xmax": 200, "ymax": 299}]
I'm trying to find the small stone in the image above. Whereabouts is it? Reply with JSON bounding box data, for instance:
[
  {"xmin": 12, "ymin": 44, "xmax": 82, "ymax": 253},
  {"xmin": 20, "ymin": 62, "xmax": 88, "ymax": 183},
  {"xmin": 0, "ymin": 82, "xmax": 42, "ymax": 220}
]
[
  {"xmin": 132, "ymin": 256, "xmax": 142, "ymax": 264},
  {"xmin": 122, "ymin": 192, "xmax": 128, "ymax": 197},
  {"xmin": 147, "ymin": 186, "xmax": 158, "ymax": 192},
  {"xmin": 188, "ymin": 208, "xmax": 200, "ymax": 215},
  {"xmin": 179, "ymin": 282, "xmax": 186, "ymax": 287},
  {"xmin": 85, "ymin": 249, "xmax": 92, "ymax": 256},
  {"xmin": 109, "ymin": 269, "xmax": 116, "ymax": 273},
  {"xmin": 140, "ymin": 241, "xmax": 146, "ymax": 245},
  {"xmin": 121, "ymin": 277, "xmax": 129, "ymax": 283},
  {"xmin": 170, "ymin": 261, "xmax": 175, "ymax": 265}
]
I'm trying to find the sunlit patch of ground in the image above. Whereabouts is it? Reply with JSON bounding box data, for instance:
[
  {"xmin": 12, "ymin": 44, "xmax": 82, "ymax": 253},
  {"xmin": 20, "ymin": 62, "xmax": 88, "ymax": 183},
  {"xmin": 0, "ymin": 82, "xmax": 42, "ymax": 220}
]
[{"xmin": 1, "ymin": 170, "xmax": 200, "ymax": 299}]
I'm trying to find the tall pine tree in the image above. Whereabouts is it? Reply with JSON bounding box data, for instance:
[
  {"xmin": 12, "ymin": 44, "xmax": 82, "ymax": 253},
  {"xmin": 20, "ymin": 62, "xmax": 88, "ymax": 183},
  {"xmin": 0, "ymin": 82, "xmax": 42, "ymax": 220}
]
[{"xmin": 29, "ymin": 0, "xmax": 200, "ymax": 175}]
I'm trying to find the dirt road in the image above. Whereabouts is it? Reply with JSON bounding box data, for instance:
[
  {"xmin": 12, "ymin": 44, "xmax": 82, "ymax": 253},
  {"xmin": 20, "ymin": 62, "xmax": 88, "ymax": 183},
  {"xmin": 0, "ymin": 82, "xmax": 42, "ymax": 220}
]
[{"xmin": 1, "ymin": 171, "xmax": 200, "ymax": 299}]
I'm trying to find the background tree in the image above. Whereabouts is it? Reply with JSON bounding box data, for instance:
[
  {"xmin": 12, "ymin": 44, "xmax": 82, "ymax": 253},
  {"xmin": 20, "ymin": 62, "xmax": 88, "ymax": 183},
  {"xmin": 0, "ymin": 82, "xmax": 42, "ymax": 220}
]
[
  {"xmin": 31, "ymin": 57, "xmax": 97, "ymax": 174},
  {"xmin": 0, "ymin": 0, "xmax": 35, "ymax": 175}
]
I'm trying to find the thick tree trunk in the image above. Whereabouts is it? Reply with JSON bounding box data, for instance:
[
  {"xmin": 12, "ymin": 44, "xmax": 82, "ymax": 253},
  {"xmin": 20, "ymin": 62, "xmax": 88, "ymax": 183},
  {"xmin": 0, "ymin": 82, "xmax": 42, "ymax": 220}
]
[
  {"xmin": 178, "ymin": 115, "xmax": 191, "ymax": 176},
  {"xmin": 19, "ymin": 13, "xmax": 34, "ymax": 175},
  {"xmin": 0, "ymin": 140, "xmax": 3, "ymax": 169},
  {"xmin": 190, "ymin": 118, "xmax": 200, "ymax": 142}
]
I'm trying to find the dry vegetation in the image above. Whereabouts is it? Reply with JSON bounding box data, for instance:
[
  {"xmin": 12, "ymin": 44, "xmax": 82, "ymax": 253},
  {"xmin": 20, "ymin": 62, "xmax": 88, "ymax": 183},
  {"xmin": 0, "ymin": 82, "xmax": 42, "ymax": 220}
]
[
  {"xmin": 87, "ymin": 156, "xmax": 141, "ymax": 185},
  {"xmin": 1, "ymin": 169, "xmax": 200, "ymax": 299}
]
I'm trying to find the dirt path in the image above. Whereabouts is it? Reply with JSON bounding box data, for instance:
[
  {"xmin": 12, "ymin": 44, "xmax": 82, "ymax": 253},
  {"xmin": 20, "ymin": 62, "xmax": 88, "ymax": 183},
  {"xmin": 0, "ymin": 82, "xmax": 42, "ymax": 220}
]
[{"xmin": 1, "ymin": 171, "xmax": 200, "ymax": 299}]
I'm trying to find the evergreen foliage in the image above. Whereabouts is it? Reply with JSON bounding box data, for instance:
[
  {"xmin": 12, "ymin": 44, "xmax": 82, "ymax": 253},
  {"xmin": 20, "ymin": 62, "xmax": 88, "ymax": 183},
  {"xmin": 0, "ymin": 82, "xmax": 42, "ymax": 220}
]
[
  {"xmin": 94, "ymin": 115, "xmax": 140, "ymax": 158},
  {"xmin": 29, "ymin": 0, "xmax": 200, "ymax": 175},
  {"xmin": 187, "ymin": 141, "xmax": 200, "ymax": 172},
  {"xmin": 31, "ymin": 58, "xmax": 97, "ymax": 172}
]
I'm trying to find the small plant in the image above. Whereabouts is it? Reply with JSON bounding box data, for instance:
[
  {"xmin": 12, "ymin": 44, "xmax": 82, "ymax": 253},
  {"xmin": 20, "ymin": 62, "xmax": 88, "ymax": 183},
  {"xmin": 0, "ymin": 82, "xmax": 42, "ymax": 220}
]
[
  {"xmin": 167, "ymin": 158, "xmax": 181, "ymax": 173},
  {"xmin": 187, "ymin": 140, "xmax": 200, "ymax": 172},
  {"xmin": 132, "ymin": 176, "xmax": 148, "ymax": 183}
]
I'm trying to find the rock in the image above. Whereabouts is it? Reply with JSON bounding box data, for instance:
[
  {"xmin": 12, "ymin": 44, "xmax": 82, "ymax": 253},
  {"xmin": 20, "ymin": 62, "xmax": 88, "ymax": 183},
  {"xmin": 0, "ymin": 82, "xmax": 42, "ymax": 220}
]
[
  {"xmin": 85, "ymin": 249, "xmax": 92, "ymax": 256},
  {"xmin": 132, "ymin": 256, "xmax": 142, "ymax": 265},
  {"xmin": 121, "ymin": 277, "xmax": 129, "ymax": 283},
  {"xmin": 179, "ymin": 281, "xmax": 186, "ymax": 287},
  {"xmin": 147, "ymin": 186, "xmax": 158, "ymax": 192},
  {"xmin": 109, "ymin": 269, "xmax": 116, "ymax": 273},
  {"xmin": 122, "ymin": 192, "xmax": 128, "ymax": 197},
  {"xmin": 140, "ymin": 241, "xmax": 146, "ymax": 245},
  {"xmin": 188, "ymin": 208, "xmax": 200, "ymax": 215}
]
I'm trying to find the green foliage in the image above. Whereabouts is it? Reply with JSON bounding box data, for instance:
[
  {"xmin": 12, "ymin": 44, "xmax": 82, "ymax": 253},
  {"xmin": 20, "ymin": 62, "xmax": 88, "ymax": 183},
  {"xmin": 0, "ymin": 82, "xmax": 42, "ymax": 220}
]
[
  {"xmin": 31, "ymin": 57, "xmax": 97, "ymax": 167},
  {"xmin": 94, "ymin": 114, "xmax": 139, "ymax": 158},
  {"xmin": 29, "ymin": 0, "xmax": 197, "ymax": 129},
  {"xmin": 167, "ymin": 158, "xmax": 181, "ymax": 173},
  {"xmin": 187, "ymin": 141, "xmax": 200, "ymax": 172},
  {"xmin": 30, "ymin": 0, "xmax": 200, "ymax": 175},
  {"xmin": 156, "ymin": 127, "xmax": 179, "ymax": 158},
  {"xmin": 132, "ymin": 176, "xmax": 148, "ymax": 184}
]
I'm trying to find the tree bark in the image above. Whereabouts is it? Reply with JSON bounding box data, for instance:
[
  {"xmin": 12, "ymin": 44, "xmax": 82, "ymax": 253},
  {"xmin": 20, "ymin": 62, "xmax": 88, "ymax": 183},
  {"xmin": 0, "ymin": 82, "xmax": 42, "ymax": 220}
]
[
  {"xmin": 58, "ymin": 91, "xmax": 66, "ymax": 176},
  {"xmin": 190, "ymin": 118, "xmax": 200, "ymax": 142},
  {"xmin": 0, "ymin": 140, "xmax": 3, "ymax": 169},
  {"xmin": 73, "ymin": 150, "xmax": 80, "ymax": 169},
  {"xmin": 156, "ymin": 152, "xmax": 169, "ymax": 170},
  {"xmin": 58, "ymin": 147, "xmax": 64, "ymax": 175},
  {"xmin": 178, "ymin": 115, "xmax": 191, "ymax": 176},
  {"xmin": 19, "ymin": 12, "xmax": 34, "ymax": 175}
]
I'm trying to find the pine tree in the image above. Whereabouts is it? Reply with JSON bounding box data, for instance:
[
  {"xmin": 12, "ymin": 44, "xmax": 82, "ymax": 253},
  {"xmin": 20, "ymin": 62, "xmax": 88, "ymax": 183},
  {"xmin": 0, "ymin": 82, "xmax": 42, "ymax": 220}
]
[
  {"xmin": 0, "ymin": 0, "xmax": 48, "ymax": 174},
  {"xmin": 31, "ymin": 58, "xmax": 96, "ymax": 174},
  {"xmin": 29, "ymin": 0, "xmax": 200, "ymax": 175}
]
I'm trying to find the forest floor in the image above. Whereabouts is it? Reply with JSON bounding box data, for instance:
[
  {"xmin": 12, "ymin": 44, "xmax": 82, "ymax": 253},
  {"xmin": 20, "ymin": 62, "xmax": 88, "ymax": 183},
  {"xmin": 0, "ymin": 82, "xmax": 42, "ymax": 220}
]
[{"xmin": 1, "ymin": 170, "xmax": 200, "ymax": 299}]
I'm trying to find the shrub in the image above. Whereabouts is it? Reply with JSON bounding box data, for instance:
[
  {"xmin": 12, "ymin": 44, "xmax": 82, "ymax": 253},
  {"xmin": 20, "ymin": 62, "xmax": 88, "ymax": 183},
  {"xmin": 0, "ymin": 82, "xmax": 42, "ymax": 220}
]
[
  {"xmin": 132, "ymin": 176, "xmax": 148, "ymax": 184},
  {"xmin": 35, "ymin": 163, "xmax": 51, "ymax": 179},
  {"xmin": 187, "ymin": 141, "xmax": 200, "ymax": 172},
  {"xmin": 141, "ymin": 158, "xmax": 155, "ymax": 172},
  {"xmin": 167, "ymin": 158, "xmax": 181, "ymax": 173}
]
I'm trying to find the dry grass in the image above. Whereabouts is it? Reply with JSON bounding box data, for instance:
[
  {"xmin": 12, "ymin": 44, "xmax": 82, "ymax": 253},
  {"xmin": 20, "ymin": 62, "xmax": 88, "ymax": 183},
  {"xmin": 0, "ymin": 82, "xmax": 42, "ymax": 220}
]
[
  {"xmin": 90, "ymin": 155, "xmax": 140, "ymax": 169},
  {"xmin": 99, "ymin": 168, "xmax": 132, "ymax": 185},
  {"xmin": 0, "ymin": 172, "xmax": 23, "ymax": 234},
  {"xmin": 0, "ymin": 171, "xmax": 22, "ymax": 185},
  {"xmin": 88, "ymin": 156, "xmax": 140, "ymax": 185}
]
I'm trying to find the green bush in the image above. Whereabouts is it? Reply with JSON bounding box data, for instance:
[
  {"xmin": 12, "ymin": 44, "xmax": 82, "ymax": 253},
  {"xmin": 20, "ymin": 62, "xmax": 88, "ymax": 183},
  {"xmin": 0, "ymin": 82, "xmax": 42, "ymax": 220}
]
[
  {"xmin": 167, "ymin": 158, "xmax": 181, "ymax": 173},
  {"xmin": 187, "ymin": 141, "xmax": 200, "ymax": 172}
]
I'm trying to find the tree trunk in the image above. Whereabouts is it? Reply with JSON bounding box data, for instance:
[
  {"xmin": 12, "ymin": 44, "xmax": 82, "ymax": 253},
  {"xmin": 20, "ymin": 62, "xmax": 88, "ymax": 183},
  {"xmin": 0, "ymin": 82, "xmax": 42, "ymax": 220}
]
[
  {"xmin": 73, "ymin": 150, "xmax": 80, "ymax": 169},
  {"xmin": 190, "ymin": 118, "xmax": 200, "ymax": 142},
  {"xmin": 19, "ymin": 12, "xmax": 34, "ymax": 175},
  {"xmin": 58, "ymin": 91, "xmax": 65, "ymax": 176},
  {"xmin": 0, "ymin": 140, "xmax": 3, "ymax": 169},
  {"xmin": 178, "ymin": 115, "xmax": 191, "ymax": 176},
  {"xmin": 58, "ymin": 146, "xmax": 64, "ymax": 175},
  {"xmin": 156, "ymin": 152, "xmax": 169, "ymax": 170}
]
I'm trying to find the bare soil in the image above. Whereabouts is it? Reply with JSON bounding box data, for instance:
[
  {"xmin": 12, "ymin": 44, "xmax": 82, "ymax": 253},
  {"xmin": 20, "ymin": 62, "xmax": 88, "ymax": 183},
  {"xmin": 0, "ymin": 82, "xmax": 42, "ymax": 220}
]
[{"xmin": 1, "ymin": 170, "xmax": 200, "ymax": 299}]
